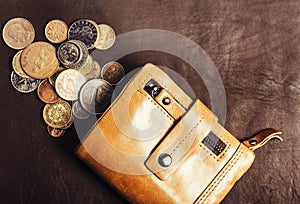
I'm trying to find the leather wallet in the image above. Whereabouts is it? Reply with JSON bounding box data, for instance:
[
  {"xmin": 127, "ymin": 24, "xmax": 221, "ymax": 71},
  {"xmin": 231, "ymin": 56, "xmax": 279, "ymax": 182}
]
[{"xmin": 76, "ymin": 63, "xmax": 282, "ymax": 204}]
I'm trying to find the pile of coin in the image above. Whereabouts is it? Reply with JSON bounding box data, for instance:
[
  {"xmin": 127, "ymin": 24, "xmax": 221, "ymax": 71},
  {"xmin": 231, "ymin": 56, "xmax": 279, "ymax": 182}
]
[{"xmin": 3, "ymin": 17, "xmax": 125, "ymax": 138}]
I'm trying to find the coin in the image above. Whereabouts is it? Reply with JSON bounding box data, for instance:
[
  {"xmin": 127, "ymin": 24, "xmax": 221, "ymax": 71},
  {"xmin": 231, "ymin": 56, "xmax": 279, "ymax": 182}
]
[
  {"xmin": 62, "ymin": 115, "xmax": 74, "ymax": 129},
  {"xmin": 95, "ymin": 24, "xmax": 116, "ymax": 50},
  {"xmin": 48, "ymin": 67, "xmax": 65, "ymax": 86},
  {"xmin": 85, "ymin": 60, "xmax": 101, "ymax": 80},
  {"xmin": 79, "ymin": 79, "xmax": 113, "ymax": 114},
  {"xmin": 37, "ymin": 79, "xmax": 61, "ymax": 103},
  {"xmin": 21, "ymin": 41, "xmax": 59, "ymax": 79},
  {"xmin": 55, "ymin": 69, "xmax": 87, "ymax": 101},
  {"xmin": 2, "ymin": 17, "xmax": 35, "ymax": 49},
  {"xmin": 101, "ymin": 61, "xmax": 125, "ymax": 85},
  {"xmin": 47, "ymin": 126, "xmax": 66, "ymax": 138},
  {"xmin": 45, "ymin": 19, "xmax": 68, "ymax": 44},
  {"xmin": 57, "ymin": 41, "xmax": 81, "ymax": 67},
  {"xmin": 43, "ymin": 100, "xmax": 72, "ymax": 128},
  {"xmin": 57, "ymin": 40, "xmax": 88, "ymax": 69},
  {"xmin": 68, "ymin": 19, "xmax": 98, "ymax": 49},
  {"xmin": 12, "ymin": 50, "xmax": 30, "ymax": 78},
  {"xmin": 10, "ymin": 71, "xmax": 40, "ymax": 93},
  {"xmin": 77, "ymin": 55, "xmax": 94, "ymax": 77},
  {"xmin": 72, "ymin": 101, "xmax": 90, "ymax": 119},
  {"xmin": 87, "ymin": 20, "xmax": 101, "ymax": 44}
]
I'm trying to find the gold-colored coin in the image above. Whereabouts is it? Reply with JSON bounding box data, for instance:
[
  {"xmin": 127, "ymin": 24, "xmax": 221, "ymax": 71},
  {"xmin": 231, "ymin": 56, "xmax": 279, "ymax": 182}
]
[
  {"xmin": 12, "ymin": 50, "xmax": 30, "ymax": 78},
  {"xmin": 48, "ymin": 67, "xmax": 65, "ymax": 86},
  {"xmin": 45, "ymin": 19, "xmax": 68, "ymax": 44},
  {"xmin": 43, "ymin": 100, "xmax": 72, "ymax": 129},
  {"xmin": 37, "ymin": 79, "xmax": 61, "ymax": 103},
  {"xmin": 77, "ymin": 55, "xmax": 94, "ymax": 77},
  {"xmin": 21, "ymin": 41, "xmax": 59, "ymax": 79},
  {"xmin": 95, "ymin": 24, "xmax": 116, "ymax": 50},
  {"xmin": 47, "ymin": 126, "xmax": 66, "ymax": 138},
  {"xmin": 62, "ymin": 116, "xmax": 74, "ymax": 129},
  {"xmin": 2, "ymin": 17, "xmax": 35, "ymax": 49}
]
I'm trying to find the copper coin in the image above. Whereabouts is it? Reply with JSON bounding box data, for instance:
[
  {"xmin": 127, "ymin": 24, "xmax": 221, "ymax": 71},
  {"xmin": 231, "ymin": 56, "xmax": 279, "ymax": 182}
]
[
  {"xmin": 47, "ymin": 126, "xmax": 66, "ymax": 138},
  {"xmin": 45, "ymin": 19, "xmax": 68, "ymax": 44},
  {"xmin": 101, "ymin": 61, "xmax": 125, "ymax": 85},
  {"xmin": 37, "ymin": 79, "xmax": 61, "ymax": 103},
  {"xmin": 21, "ymin": 41, "xmax": 59, "ymax": 79},
  {"xmin": 3, "ymin": 17, "xmax": 35, "ymax": 49}
]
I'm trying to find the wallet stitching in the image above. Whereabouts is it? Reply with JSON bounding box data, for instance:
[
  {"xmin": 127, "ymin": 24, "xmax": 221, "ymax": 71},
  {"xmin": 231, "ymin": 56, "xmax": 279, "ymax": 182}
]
[
  {"xmin": 199, "ymin": 140, "xmax": 231, "ymax": 161},
  {"xmin": 138, "ymin": 89, "xmax": 174, "ymax": 121},
  {"xmin": 169, "ymin": 117, "xmax": 203, "ymax": 157},
  {"xmin": 196, "ymin": 145, "xmax": 244, "ymax": 203}
]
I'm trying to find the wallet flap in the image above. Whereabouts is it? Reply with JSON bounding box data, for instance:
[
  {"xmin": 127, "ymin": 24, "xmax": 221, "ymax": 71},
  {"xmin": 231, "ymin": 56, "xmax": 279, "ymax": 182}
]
[{"xmin": 145, "ymin": 99, "xmax": 218, "ymax": 180}]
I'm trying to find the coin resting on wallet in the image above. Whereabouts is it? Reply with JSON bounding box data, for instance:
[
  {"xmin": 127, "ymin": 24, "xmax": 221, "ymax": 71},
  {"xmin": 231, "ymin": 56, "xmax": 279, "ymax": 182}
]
[{"xmin": 3, "ymin": 17, "xmax": 121, "ymax": 137}]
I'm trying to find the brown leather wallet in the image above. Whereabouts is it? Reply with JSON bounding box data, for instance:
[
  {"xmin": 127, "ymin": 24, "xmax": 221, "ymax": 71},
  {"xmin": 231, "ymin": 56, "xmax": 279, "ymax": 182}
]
[{"xmin": 76, "ymin": 63, "xmax": 282, "ymax": 204}]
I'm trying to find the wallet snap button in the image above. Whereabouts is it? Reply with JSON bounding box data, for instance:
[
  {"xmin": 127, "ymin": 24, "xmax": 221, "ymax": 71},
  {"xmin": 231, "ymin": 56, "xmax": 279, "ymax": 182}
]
[
  {"xmin": 162, "ymin": 97, "xmax": 171, "ymax": 105},
  {"xmin": 158, "ymin": 153, "xmax": 172, "ymax": 167},
  {"xmin": 249, "ymin": 140, "xmax": 258, "ymax": 146}
]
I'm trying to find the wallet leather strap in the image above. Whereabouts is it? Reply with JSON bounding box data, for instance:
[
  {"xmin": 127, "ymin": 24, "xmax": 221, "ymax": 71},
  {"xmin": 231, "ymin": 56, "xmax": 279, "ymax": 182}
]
[{"xmin": 242, "ymin": 129, "xmax": 283, "ymax": 151}]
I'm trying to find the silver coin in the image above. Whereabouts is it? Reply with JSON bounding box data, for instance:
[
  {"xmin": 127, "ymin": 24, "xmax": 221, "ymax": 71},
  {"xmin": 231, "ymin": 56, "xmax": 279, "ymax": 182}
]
[
  {"xmin": 68, "ymin": 19, "xmax": 98, "ymax": 49},
  {"xmin": 85, "ymin": 60, "xmax": 101, "ymax": 80},
  {"xmin": 57, "ymin": 41, "xmax": 81, "ymax": 67},
  {"xmin": 72, "ymin": 101, "xmax": 90, "ymax": 119},
  {"xmin": 101, "ymin": 61, "xmax": 125, "ymax": 85},
  {"xmin": 69, "ymin": 40, "xmax": 89, "ymax": 68},
  {"xmin": 10, "ymin": 71, "xmax": 41, "ymax": 93},
  {"xmin": 79, "ymin": 79, "xmax": 113, "ymax": 114}
]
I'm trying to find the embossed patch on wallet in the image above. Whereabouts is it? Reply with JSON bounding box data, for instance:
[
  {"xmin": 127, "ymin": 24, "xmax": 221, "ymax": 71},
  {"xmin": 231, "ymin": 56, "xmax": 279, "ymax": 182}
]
[{"xmin": 202, "ymin": 132, "xmax": 226, "ymax": 156}]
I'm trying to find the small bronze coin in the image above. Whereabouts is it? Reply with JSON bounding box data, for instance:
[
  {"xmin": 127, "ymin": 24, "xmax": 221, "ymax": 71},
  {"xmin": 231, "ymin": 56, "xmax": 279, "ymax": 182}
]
[
  {"xmin": 37, "ymin": 79, "xmax": 61, "ymax": 103},
  {"xmin": 101, "ymin": 61, "xmax": 125, "ymax": 85},
  {"xmin": 3, "ymin": 17, "xmax": 35, "ymax": 49},
  {"xmin": 45, "ymin": 19, "xmax": 68, "ymax": 44},
  {"xmin": 47, "ymin": 126, "xmax": 66, "ymax": 138}
]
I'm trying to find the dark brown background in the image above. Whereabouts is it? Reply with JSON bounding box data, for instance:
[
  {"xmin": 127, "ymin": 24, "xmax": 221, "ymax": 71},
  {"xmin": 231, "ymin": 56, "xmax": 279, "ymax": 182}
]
[{"xmin": 0, "ymin": 0, "xmax": 299, "ymax": 203}]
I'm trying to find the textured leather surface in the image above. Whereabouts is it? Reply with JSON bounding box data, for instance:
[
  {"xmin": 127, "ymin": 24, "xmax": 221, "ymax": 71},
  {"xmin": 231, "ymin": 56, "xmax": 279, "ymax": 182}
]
[
  {"xmin": 0, "ymin": 1, "xmax": 299, "ymax": 203},
  {"xmin": 76, "ymin": 65, "xmax": 255, "ymax": 203}
]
